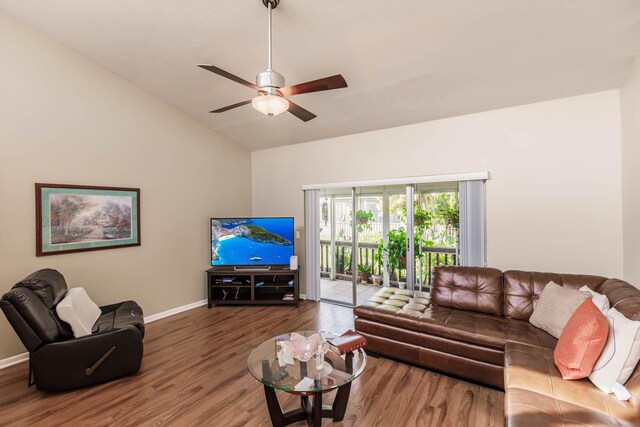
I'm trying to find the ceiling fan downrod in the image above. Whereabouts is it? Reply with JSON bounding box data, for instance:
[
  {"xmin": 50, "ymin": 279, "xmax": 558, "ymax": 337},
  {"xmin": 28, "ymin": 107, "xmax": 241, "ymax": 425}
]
[
  {"xmin": 256, "ymin": 0, "xmax": 283, "ymax": 95},
  {"xmin": 264, "ymin": 0, "xmax": 279, "ymax": 71}
]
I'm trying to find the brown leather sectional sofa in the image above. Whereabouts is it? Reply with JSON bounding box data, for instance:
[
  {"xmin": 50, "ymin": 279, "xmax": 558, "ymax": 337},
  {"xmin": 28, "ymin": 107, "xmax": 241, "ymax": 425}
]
[{"xmin": 354, "ymin": 266, "xmax": 640, "ymax": 426}]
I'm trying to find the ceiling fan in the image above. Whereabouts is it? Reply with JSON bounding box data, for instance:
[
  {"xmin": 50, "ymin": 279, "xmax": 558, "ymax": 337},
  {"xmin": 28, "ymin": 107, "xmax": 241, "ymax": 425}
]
[{"xmin": 198, "ymin": 0, "xmax": 347, "ymax": 122}]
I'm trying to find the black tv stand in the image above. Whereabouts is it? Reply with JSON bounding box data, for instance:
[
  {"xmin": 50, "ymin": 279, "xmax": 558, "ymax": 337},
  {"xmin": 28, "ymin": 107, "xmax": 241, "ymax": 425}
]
[{"xmin": 206, "ymin": 267, "xmax": 299, "ymax": 308}]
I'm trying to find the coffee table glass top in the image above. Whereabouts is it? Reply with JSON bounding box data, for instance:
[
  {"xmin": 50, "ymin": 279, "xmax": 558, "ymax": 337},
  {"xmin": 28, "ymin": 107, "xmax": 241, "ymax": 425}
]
[{"xmin": 247, "ymin": 331, "xmax": 366, "ymax": 394}]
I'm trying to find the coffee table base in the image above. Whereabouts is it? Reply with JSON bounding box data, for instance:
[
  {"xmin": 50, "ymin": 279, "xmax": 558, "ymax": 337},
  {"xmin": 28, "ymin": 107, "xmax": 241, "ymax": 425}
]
[{"xmin": 263, "ymin": 382, "xmax": 352, "ymax": 427}]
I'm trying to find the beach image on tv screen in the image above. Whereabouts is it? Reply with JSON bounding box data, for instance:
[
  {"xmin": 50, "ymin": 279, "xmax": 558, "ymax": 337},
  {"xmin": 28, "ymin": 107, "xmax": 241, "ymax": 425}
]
[{"xmin": 211, "ymin": 218, "xmax": 293, "ymax": 266}]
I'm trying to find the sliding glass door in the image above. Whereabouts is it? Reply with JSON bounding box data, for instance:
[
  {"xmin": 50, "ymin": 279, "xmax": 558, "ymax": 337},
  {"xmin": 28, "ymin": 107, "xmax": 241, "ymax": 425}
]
[
  {"xmin": 306, "ymin": 173, "xmax": 486, "ymax": 306},
  {"xmin": 319, "ymin": 184, "xmax": 427, "ymax": 306},
  {"xmin": 354, "ymin": 186, "xmax": 398, "ymax": 305},
  {"xmin": 412, "ymin": 182, "xmax": 459, "ymax": 292},
  {"xmin": 319, "ymin": 188, "xmax": 354, "ymax": 305}
]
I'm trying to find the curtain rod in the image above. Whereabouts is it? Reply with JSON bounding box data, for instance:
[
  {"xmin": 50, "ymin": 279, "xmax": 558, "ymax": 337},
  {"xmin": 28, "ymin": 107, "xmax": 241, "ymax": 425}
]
[{"xmin": 301, "ymin": 172, "xmax": 490, "ymax": 191}]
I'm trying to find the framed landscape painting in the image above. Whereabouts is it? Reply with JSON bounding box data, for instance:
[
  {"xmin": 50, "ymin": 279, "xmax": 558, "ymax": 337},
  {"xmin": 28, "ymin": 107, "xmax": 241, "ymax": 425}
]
[{"xmin": 36, "ymin": 183, "xmax": 140, "ymax": 256}]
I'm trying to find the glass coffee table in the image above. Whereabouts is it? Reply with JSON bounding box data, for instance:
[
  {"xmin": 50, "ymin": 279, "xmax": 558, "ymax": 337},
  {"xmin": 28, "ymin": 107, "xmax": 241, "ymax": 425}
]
[{"xmin": 247, "ymin": 331, "xmax": 366, "ymax": 427}]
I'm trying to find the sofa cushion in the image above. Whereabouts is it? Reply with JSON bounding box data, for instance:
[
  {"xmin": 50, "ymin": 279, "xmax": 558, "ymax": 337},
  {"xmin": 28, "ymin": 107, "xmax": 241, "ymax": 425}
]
[
  {"xmin": 431, "ymin": 266, "xmax": 503, "ymax": 315},
  {"xmin": 353, "ymin": 288, "xmax": 430, "ymax": 327},
  {"xmin": 554, "ymin": 299, "xmax": 609, "ymax": 380},
  {"xmin": 505, "ymin": 342, "xmax": 640, "ymax": 422},
  {"xmin": 419, "ymin": 305, "xmax": 505, "ymax": 349},
  {"xmin": 418, "ymin": 305, "xmax": 557, "ymax": 350},
  {"xmin": 56, "ymin": 287, "xmax": 101, "ymax": 338},
  {"xmin": 505, "ymin": 387, "xmax": 634, "ymax": 427},
  {"xmin": 356, "ymin": 316, "xmax": 505, "ymax": 366},
  {"xmin": 529, "ymin": 281, "xmax": 591, "ymax": 338},
  {"xmin": 503, "ymin": 270, "xmax": 608, "ymax": 320},
  {"xmin": 356, "ymin": 288, "xmax": 557, "ymax": 351}
]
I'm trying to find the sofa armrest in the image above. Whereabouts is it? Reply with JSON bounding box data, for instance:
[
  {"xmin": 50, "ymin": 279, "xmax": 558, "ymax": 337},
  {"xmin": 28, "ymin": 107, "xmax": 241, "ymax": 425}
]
[{"xmin": 31, "ymin": 326, "xmax": 143, "ymax": 391}]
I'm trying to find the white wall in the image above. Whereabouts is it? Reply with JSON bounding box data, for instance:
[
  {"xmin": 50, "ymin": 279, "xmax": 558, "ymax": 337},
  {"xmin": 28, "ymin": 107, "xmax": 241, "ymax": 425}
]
[
  {"xmin": 0, "ymin": 11, "xmax": 252, "ymax": 359},
  {"xmin": 252, "ymin": 91, "xmax": 624, "ymax": 292},
  {"xmin": 621, "ymin": 55, "xmax": 640, "ymax": 286}
]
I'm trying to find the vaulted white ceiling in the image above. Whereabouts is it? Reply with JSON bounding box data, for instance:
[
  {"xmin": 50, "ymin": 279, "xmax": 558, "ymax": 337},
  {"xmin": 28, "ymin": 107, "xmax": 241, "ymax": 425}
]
[{"xmin": 2, "ymin": 0, "xmax": 640, "ymax": 150}]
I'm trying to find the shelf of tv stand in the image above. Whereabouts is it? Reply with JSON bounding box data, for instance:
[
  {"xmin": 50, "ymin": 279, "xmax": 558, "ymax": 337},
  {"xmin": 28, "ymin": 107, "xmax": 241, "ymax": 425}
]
[
  {"xmin": 210, "ymin": 283, "xmax": 250, "ymax": 287},
  {"xmin": 206, "ymin": 267, "xmax": 299, "ymax": 308},
  {"xmin": 255, "ymin": 285, "xmax": 294, "ymax": 289}
]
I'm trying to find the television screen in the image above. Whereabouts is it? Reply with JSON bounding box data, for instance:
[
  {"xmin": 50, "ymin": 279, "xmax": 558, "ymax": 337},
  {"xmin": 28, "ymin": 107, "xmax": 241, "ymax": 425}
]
[{"xmin": 211, "ymin": 217, "xmax": 294, "ymax": 267}]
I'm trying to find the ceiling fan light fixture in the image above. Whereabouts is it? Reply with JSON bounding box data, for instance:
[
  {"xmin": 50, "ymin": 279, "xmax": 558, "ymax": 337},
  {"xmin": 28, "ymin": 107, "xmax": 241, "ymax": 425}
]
[
  {"xmin": 198, "ymin": 0, "xmax": 347, "ymax": 121},
  {"xmin": 252, "ymin": 93, "xmax": 289, "ymax": 117}
]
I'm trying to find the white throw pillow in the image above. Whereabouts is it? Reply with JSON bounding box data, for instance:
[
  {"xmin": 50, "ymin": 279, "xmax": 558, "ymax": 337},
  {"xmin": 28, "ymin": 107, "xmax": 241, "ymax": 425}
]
[
  {"xmin": 529, "ymin": 281, "xmax": 591, "ymax": 339},
  {"xmin": 588, "ymin": 307, "xmax": 640, "ymax": 400},
  {"xmin": 56, "ymin": 287, "xmax": 101, "ymax": 338},
  {"xmin": 579, "ymin": 286, "xmax": 610, "ymax": 314}
]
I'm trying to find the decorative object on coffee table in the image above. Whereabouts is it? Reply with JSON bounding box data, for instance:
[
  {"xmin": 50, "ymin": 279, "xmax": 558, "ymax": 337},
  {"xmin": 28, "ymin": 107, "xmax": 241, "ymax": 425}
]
[
  {"xmin": 247, "ymin": 330, "xmax": 366, "ymax": 427},
  {"xmin": 35, "ymin": 183, "xmax": 140, "ymax": 256},
  {"xmin": 327, "ymin": 329, "xmax": 367, "ymax": 355},
  {"xmin": 277, "ymin": 332, "xmax": 328, "ymax": 364}
]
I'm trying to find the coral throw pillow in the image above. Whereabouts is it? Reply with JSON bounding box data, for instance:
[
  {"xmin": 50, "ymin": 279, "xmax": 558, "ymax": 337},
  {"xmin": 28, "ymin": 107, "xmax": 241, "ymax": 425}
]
[{"xmin": 554, "ymin": 299, "xmax": 609, "ymax": 380}]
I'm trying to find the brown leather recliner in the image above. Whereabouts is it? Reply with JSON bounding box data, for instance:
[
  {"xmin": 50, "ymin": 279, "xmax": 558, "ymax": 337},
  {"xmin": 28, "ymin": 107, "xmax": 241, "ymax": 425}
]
[{"xmin": 1, "ymin": 269, "xmax": 145, "ymax": 391}]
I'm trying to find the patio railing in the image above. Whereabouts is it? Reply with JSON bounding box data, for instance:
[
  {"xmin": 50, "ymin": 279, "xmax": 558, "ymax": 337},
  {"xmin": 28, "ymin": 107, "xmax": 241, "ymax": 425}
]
[
  {"xmin": 320, "ymin": 240, "xmax": 457, "ymax": 287},
  {"xmin": 330, "ymin": 221, "xmax": 403, "ymax": 240}
]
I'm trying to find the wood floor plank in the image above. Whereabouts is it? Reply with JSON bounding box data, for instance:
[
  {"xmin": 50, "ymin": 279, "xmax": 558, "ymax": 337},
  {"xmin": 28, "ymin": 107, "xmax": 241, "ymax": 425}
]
[{"xmin": 0, "ymin": 301, "xmax": 504, "ymax": 426}]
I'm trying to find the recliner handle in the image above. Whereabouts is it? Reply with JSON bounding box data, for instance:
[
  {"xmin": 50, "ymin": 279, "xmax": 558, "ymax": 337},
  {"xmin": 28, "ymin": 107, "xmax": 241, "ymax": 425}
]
[{"xmin": 85, "ymin": 346, "xmax": 116, "ymax": 376}]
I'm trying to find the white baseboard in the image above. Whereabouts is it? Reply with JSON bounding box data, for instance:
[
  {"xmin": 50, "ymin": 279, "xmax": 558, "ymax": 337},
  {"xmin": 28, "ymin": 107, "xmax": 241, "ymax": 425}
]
[
  {"xmin": 0, "ymin": 352, "xmax": 29, "ymax": 370},
  {"xmin": 299, "ymin": 293, "xmax": 307, "ymax": 300},
  {"xmin": 144, "ymin": 299, "xmax": 207, "ymax": 323},
  {"xmin": 0, "ymin": 299, "xmax": 208, "ymax": 370}
]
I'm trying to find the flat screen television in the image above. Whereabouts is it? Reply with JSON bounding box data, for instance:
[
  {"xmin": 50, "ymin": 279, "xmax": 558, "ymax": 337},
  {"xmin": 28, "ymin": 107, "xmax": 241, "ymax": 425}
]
[{"xmin": 210, "ymin": 217, "xmax": 294, "ymax": 267}]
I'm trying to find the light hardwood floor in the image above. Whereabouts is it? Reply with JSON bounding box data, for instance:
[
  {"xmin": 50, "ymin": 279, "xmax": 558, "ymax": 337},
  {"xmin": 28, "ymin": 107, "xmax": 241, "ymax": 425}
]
[{"xmin": 0, "ymin": 301, "xmax": 504, "ymax": 426}]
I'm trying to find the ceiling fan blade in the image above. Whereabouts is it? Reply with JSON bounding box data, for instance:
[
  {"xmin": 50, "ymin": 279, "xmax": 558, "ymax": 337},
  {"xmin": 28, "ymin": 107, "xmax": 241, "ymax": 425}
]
[
  {"xmin": 197, "ymin": 64, "xmax": 261, "ymax": 91},
  {"xmin": 279, "ymin": 74, "xmax": 347, "ymax": 97},
  {"xmin": 210, "ymin": 99, "xmax": 252, "ymax": 113},
  {"xmin": 286, "ymin": 100, "xmax": 317, "ymax": 122}
]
